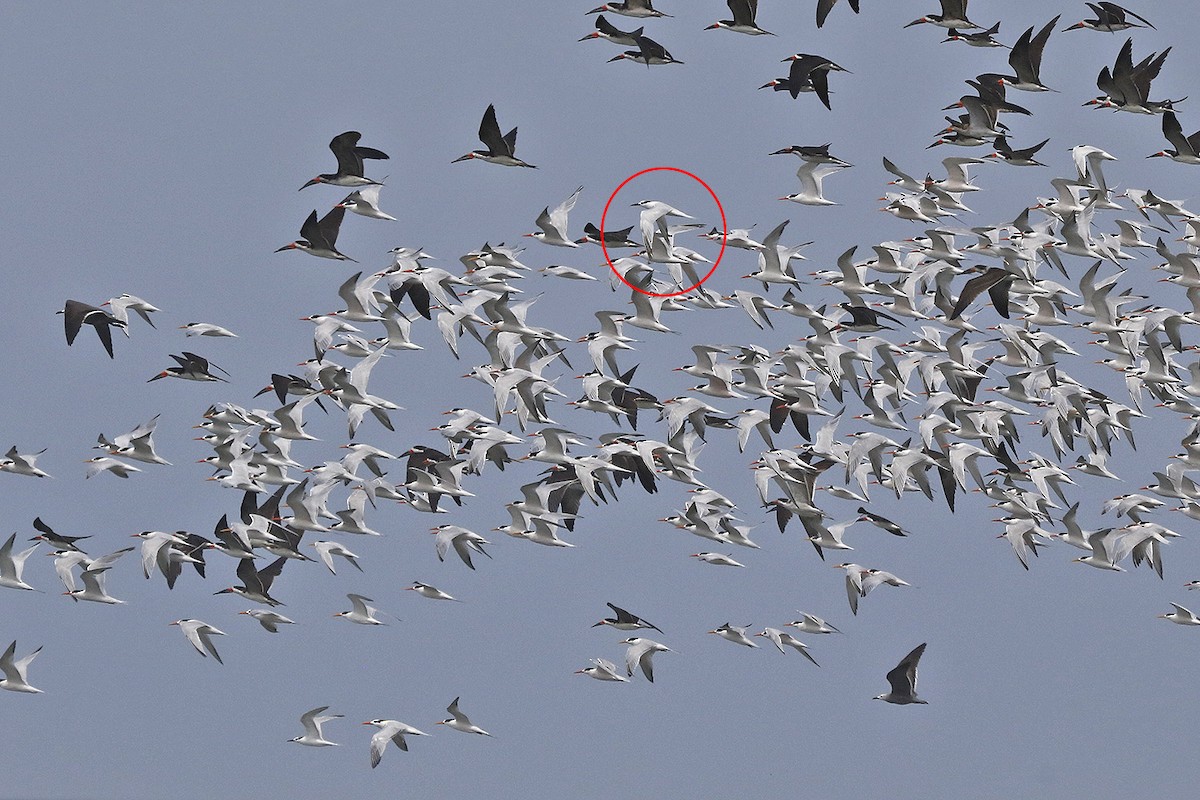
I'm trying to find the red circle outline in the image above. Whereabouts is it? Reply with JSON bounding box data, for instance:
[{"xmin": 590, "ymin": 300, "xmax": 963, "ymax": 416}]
[{"xmin": 599, "ymin": 166, "xmax": 727, "ymax": 298}]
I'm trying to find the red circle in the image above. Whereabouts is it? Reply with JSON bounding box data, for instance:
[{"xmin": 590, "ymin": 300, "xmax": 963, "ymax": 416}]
[{"xmin": 599, "ymin": 166, "xmax": 727, "ymax": 298}]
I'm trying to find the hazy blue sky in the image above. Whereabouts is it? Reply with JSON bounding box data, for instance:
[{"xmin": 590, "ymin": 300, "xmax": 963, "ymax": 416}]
[{"xmin": 3, "ymin": 2, "xmax": 1200, "ymax": 798}]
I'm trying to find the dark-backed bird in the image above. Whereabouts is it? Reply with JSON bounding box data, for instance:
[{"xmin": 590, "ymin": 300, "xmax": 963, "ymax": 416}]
[
  {"xmin": 148, "ymin": 352, "xmax": 229, "ymax": 383},
  {"xmin": 579, "ymin": 14, "xmax": 643, "ymax": 45},
  {"xmin": 998, "ymin": 16, "xmax": 1059, "ymax": 92},
  {"xmin": 816, "ymin": 0, "xmax": 860, "ymax": 28},
  {"xmin": 275, "ymin": 206, "xmax": 354, "ymax": 261},
  {"xmin": 1150, "ymin": 111, "xmax": 1200, "ymax": 164},
  {"xmin": 300, "ymin": 131, "xmax": 388, "ymax": 190},
  {"xmin": 608, "ymin": 35, "xmax": 683, "ymax": 66},
  {"xmin": 874, "ymin": 643, "xmax": 928, "ymax": 704},
  {"xmin": 60, "ymin": 300, "xmax": 125, "ymax": 359},
  {"xmin": 587, "ymin": 0, "xmax": 670, "ymax": 18},
  {"xmin": 706, "ymin": 0, "xmax": 773, "ymax": 35},
  {"xmin": 906, "ymin": 0, "xmax": 981, "ymax": 30},
  {"xmin": 949, "ymin": 266, "xmax": 1015, "ymax": 319},
  {"xmin": 986, "ymin": 135, "xmax": 1049, "ymax": 166},
  {"xmin": 592, "ymin": 602, "xmax": 663, "ymax": 632},
  {"xmin": 1065, "ymin": 3, "xmax": 1154, "ymax": 33},
  {"xmin": 453, "ymin": 104, "xmax": 536, "ymax": 168}
]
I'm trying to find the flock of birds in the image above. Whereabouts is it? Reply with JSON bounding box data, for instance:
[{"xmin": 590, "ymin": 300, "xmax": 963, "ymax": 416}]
[{"xmin": 8, "ymin": 0, "xmax": 1200, "ymax": 772}]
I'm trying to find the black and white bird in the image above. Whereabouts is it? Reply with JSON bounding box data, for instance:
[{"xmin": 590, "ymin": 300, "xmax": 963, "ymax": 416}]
[
  {"xmin": 275, "ymin": 206, "xmax": 354, "ymax": 261},
  {"xmin": 300, "ymin": 131, "xmax": 388, "ymax": 190},
  {"xmin": 592, "ymin": 602, "xmax": 663, "ymax": 633},
  {"xmin": 816, "ymin": 0, "xmax": 860, "ymax": 29},
  {"xmin": 608, "ymin": 35, "xmax": 683, "ymax": 66},
  {"xmin": 453, "ymin": 104, "xmax": 536, "ymax": 168},
  {"xmin": 706, "ymin": 1, "xmax": 773, "ymax": 35},
  {"xmin": 60, "ymin": 300, "xmax": 126, "ymax": 359},
  {"xmin": 1065, "ymin": 3, "xmax": 1154, "ymax": 33},
  {"xmin": 874, "ymin": 643, "xmax": 928, "ymax": 704},
  {"xmin": 148, "ymin": 352, "xmax": 230, "ymax": 383}
]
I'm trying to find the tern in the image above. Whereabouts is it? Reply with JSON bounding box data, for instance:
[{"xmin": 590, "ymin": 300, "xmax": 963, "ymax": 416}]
[
  {"xmin": 335, "ymin": 185, "xmax": 396, "ymax": 220},
  {"xmin": 310, "ymin": 540, "xmax": 362, "ymax": 574},
  {"xmin": 816, "ymin": 0, "xmax": 860, "ymax": 28},
  {"xmin": 438, "ymin": 698, "xmax": 491, "ymax": 736},
  {"xmin": 621, "ymin": 636, "xmax": 671, "ymax": 682},
  {"xmin": 756, "ymin": 628, "xmax": 820, "ymax": 665},
  {"xmin": 709, "ymin": 622, "xmax": 759, "ymax": 648},
  {"xmin": 690, "ymin": 552, "xmax": 746, "ymax": 567},
  {"xmin": 1, "ymin": 448, "xmax": 51, "ymax": 479},
  {"xmin": 631, "ymin": 200, "xmax": 693, "ymax": 249},
  {"xmin": 334, "ymin": 593, "xmax": 386, "ymax": 625},
  {"xmin": 290, "ymin": 706, "xmax": 341, "ymax": 746},
  {"xmin": 102, "ymin": 293, "xmax": 159, "ymax": 328},
  {"xmin": 275, "ymin": 206, "xmax": 355, "ymax": 261},
  {"xmin": 453, "ymin": 104, "xmax": 536, "ymax": 168},
  {"xmin": 0, "ymin": 532, "xmax": 39, "ymax": 591},
  {"xmin": 169, "ymin": 619, "xmax": 226, "ymax": 664},
  {"xmin": 575, "ymin": 657, "xmax": 629, "ymax": 681},
  {"xmin": 1065, "ymin": 3, "xmax": 1154, "ymax": 33},
  {"xmin": 179, "ymin": 322, "xmax": 238, "ymax": 337},
  {"xmin": 592, "ymin": 602, "xmax": 663, "ymax": 633},
  {"xmin": 1158, "ymin": 603, "xmax": 1200, "ymax": 625},
  {"xmin": 300, "ymin": 131, "xmax": 388, "ymax": 190},
  {"xmin": 579, "ymin": 14, "xmax": 643, "ymax": 45},
  {"xmin": 431, "ymin": 525, "xmax": 492, "ymax": 570},
  {"xmin": 587, "ymin": 1, "xmax": 670, "ymax": 19},
  {"xmin": 84, "ymin": 456, "xmax": 142, "ymax": 479},
  {"xmin": 779, "ymin": 162, "xmax": 846, "ymax": 206},
  {"xmin": 363, "ymin": 719, "xmax": 428, "ymax": 767},
  {"xmin": 875, "ymin": 643, "xmax": 928, "ymax": 704},
  {"xmin": 525, "ymin": 186, "xmax": 583, "ymax": 247},
  {"xmin": 706, "ymin": 0, "xmax": 773, "ymax": 35},
  {"xmin": 406, "ymin": 581, "xmax": 459, "ymax": 601},
  {"xmin": 0, "ymin": 641, "xmax": 43, "ymax": 694},
  {"xmin": 786, "ymin": 612, "xmax": 842, "ymax": 634},
  {"xmin": 59, "ymin": 299, "xmax": 126, "ymax": 358},
  {"xmin": 238, "ymin": 609, "xmax": 295, "ymax": 633}
]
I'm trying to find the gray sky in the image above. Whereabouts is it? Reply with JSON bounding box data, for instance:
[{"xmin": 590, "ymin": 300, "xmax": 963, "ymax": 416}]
[{"xmin": 3, "ymin": 2, "xmax": 1200, "ymax": 798}]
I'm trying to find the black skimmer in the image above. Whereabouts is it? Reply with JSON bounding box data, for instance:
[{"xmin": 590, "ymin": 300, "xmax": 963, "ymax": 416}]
[
  {"xmin": 874, "ymin": 643, "xmax": 928, "ymax": 704},
  {"xmin": 587, "ymin": 1, "xmax": 670, "ymax": 19},
  {"xmin": 214, "ymin": 556, "xmax": 287, "ymax": 606},
  {"xmin": 985, "ymin": 135, "xmax": 1049, "ymax": 166},
  {"xmin": 148, "ymin": 352, "xmax": 229, "ymax": 383},
  {"xmin": 577, "ymin": 221, "xmax": 638, "ymax": 247},
  {"xmin": 1150, "ymin": 111, "xmax": 1200, "ymax": 164},
  {"xmin": 453, "ymin": 104, "xmax": 536, "ymax": 168},
  {"xmin": 300, "ymin": 131, "xmax": 388, "ymax": 190},
  {"xmin": 608, "ymin": 35, "xmax": 682, "ymax": 66},
  {"xmin": 942, "ymin": 21, "xmax": 1002, "ymax": 47},
  {"xmin": 1065, "ymin": 3, "xmax": 1154, "ymax": 33},
  {"xmin": 1087, "ymin": 38, "xmax": 1178, "ymax": 113},
  {"xmin": 706, "ymin": 1, "xmax": 773, "ymax": 35},
  {"xmin": 579, "ymin": 14, "xmax": 643, "ymax": 45},
  {"xmin": 816, "ymin": 0, "xmax": 859, "ymax": 29},
  {"xmin": 59, "ymin": 299, "xmax": 125, "ymax": 358},
  {"xmin": 770, "ymin": 143, "xmax": 852, "ymax": 166},
  {"xmin": 592, "ymin": 602, "xmax": 663, "ymax": 632},
  {"xmin": 762, "ymin": 54, "xmax": 848, "ymax": 109},
  {"xmin": 998, "ymin": 16, "xmax": 1059, "ymax": 92},
  {"xmin": 30, "ymin": 518, "xmax": 88, "ymax": 551},
  {"xmin": 905, "ymin": 0, "xmax": 981, "ymax": 30},
  {"xmin": 838, "ymin": 303, "xmax": 900, "ymax": 332},
  {"xmin": 949, "ymin": 266, "xmax": 1015, "ymax": 320},
  {"xmin": 276, "ymin": 206, "xmax": 353, "ymax": 261}
]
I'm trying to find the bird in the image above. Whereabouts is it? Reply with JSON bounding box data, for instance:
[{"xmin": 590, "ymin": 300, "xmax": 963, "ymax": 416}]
[
  {"xmin": 1149, "ymin": 111, "xmax": 1200, "ymax": 164},
  {"xmin": 335, "ymin": 185, "xmax": 396, "ymax": 220},
  {"xmin": 756, "ymin": 628, "xmax": 820, "ymax": 665},
  {"xmin": 300, "ymin": 131, "xmax": 388, "ymax": 190},
  {"xmin": 275, "ymin": 206, "xmax": 355, "ymax": 261},
  {"xmin": 29, "ymin": 517, "xmax": 87, "ymax": 550},
  {"xmin": 59, "ymin": 299, "xmax": 126, "ymax": 358},
  {"xmin": 690, "ymin": 552, "xmax": 746, "ymax": 567},
  {"xmin": 575, "ymin": 657, "xmax": 629, "ymax": 681},
  {"xmin": 587, "ymin": 1, "xmax": 670, "ymax": 19},
  {"xmin": 526, "ymin": 186, "xmax": 583, "ymax": 247},
  {"xmin": 453, "ymin": 104, "xmax": 536, "ymax": 168},
  {"xmin": 84, "ymin": 456, "xmax": 142, "ymax": 479},
  {"xmin": 238, "ymin": 609, "xmax": 295, "ymax": 633},
  {"xmin": 438, "ymin": 697, "xmax": 491, "ymax": 736},
  {"xmin": 405, "ymin": 581, "xmax": 459, "ymax": 601},
  {"xmin": 334, "ymin": 593, "xmax": 386, "ymax": 625},
  {"xmin": 987, "ymin": 135, "xmax": 1050, "ymax": 166},
  {"xmin": 998, "ymin": 16, "xmax": 1059, "ymax": 92},
  {"xmin": 874, "ymin": 643, "xmax": 928, "ymax": 704},
  {"xmin": 148, "ymin": 352, "xmax": 229, "ymax": 383},
  {"xmin": 786, "ymin": 613, "xmax": 842, "ymax": 635},
  {"xmin": 179, "ymin": 322, "xmax": 238, "ymax": 337},
  {"xmin": 1, "ymin": 448, "xmax": 52, "ymax": 479},
  {"xmin": 102, "ymin": 293, "xmax": 160, "ymax": 328},
  {"xmin": 816, "ymin": 0, "xmax": 860, "ymax": 28},
  {"xmin": 592, "ymin": 602, "xmax": 663, "ymax": 633},
  {"xmin": 213, "ymin": 556, "xmax": 287, "ymax": 606},
  {"xmin": 763, "ymin": 55, "xmax": 849, "ymax": 110},
  {"xmin": 1158, "ymin": 603, "xmax": 1200, "ymax": 625},
  {"xmin": 0, "ymin": 640, "xmax": 43, "ymax": 694},
  {"xmin": 363, "ymin": 719, "xmax": 428, "ymax": 767},
  {"xmin": 621, "ymin": 636, "xmax": 671, "ymax": 682},
  {"xmin": 906, "ymin": 0, "xmax": 981, "ymax": 30},
  {"xmin": 168, "ymin": 619, "xmax": 226, "ymax": 664},
  {"xmin": 607, "ymin": 35, "xmax": 683, "ymax": 66},
  {"xmin": 290, "ymin": 706, "xmax": 342, "ymax": 746},
  {"xmin": 631, "ymin": 200, "xmax": 694, "ymax": 249},
  {"xmin": 310, "ymin": 540, "xmax": 363, "ymax": 575},
  {"xmin": 1065, "ymin": 3, "xmax": 1154, "ymax": 33},
  {"xmin": 0, "ymin": 532, "xmax": 39, "ymax": 591},
  {"xmin": 579, "ymin": 14, "xmax": 644, "ymax": 45},
  {"xmin": 779, "ymin": 162, "xmax": 846, "ymax": 206},
  {"xmin": 709, "ymin": 622, "xmax": 759, "ymax": 648},
  {"xmin": 706, "ymin": 1, "xmax": 773, "ymax": 35},
  {"xmin": 949, "ymin": 267, "xmax": 1015, "ymax": 319}
]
